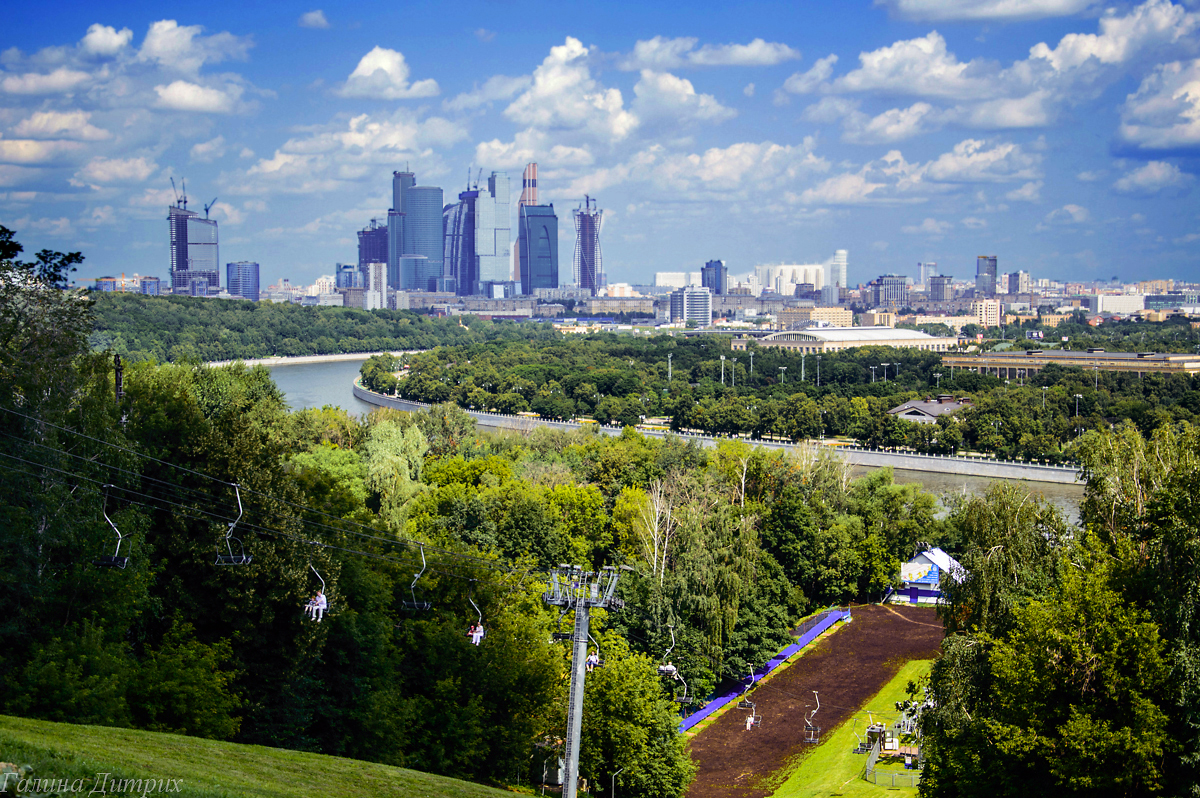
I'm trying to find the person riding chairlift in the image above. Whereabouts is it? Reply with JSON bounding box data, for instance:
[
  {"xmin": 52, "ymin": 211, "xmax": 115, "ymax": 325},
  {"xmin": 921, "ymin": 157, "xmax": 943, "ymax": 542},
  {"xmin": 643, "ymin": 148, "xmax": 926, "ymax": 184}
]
[
  {"xmin": 586, "ymin": 650, "xmax": 600, "ymax": 672},
  {"xmin": 306, "ymin": 590, "xmax": 327, "ymax": 622},
  {"xmin": 468, "ymin": 622, "xmax": 485, "ymax": 646}
]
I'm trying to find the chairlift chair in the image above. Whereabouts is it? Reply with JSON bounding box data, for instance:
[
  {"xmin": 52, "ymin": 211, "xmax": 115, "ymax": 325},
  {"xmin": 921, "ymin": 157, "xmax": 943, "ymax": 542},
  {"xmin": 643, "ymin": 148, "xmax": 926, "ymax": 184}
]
[
  {"xmin": 466, "ymin": 582, "xmax": 485, "ymax": 645},
  {"xmin": 401, "ymin": 545, "xmax": 432, "ymax": 610},
  {"xmin": 737, "ymin": 667, "xmax": 756, "ymax": 709},
  {"xmin": 586, "ymin": 632, "xmax": 605, "ymax": 669},
  {"xmin": 93, "ymin": 484, "xmax": 128, "ymax": 569},
  {"xmin": 305, "ymin": 563, "xmax": 329, "ymax": 620},
  {"xmin": 215, "ymin": 483, "xmax": 251, "ymax": 565},
  {"xmin": 804, "ymin": 691, "xmax": 821, "ymax": 743},
  {"xmin": 656, "ymin": 625, "xmax": 678, "ymax": 677}
]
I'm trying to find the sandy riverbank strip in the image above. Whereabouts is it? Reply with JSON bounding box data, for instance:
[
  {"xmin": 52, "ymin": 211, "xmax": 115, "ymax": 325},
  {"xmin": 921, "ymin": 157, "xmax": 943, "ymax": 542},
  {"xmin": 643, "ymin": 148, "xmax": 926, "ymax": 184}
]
[{"xmin": 208, "ymin": 351, "xmax": 419, "ymax": 368}]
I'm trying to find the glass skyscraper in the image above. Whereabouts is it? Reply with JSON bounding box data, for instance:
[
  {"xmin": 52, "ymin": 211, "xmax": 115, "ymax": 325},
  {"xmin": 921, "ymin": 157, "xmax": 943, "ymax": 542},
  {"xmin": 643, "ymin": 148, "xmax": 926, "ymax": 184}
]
[
  {"xmin": 573, "ymin": 197, "xmax": 603, "ymax": 296},
  {"xmin": 226, "ymin": 261, "xmax": 260, "ymax": 301},
  {"xmin": 519, "ymin": 204, "xmax": 558, "ymax": 295},
  {"xmin": 388, "ymin": 170, "xmax": 444, "ymax": 292},
  {"xmin": 443, "ymin": 171, "xmax": 510, "ymax": 296},
  {"xmin": 357, "ymin": 219, "xmax": 388, "ymax": 287},
  {"xmin": 976, "ymin": 255, "xmax": 997, "ymax": 297},
  {"xmin": 701, "ymin": 259, "xmax": 727, "ymax": 295},
  {"xmin": 168, "ymin": 204, "xmax": 219, "ymax": 292}
]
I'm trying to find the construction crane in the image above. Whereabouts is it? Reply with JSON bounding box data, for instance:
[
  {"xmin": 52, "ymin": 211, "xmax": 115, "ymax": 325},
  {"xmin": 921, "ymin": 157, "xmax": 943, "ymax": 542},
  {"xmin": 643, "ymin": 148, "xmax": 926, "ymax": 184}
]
[
  {"xmin": 169, "ymin": 177, "xmax": 188, "ymax": 210},
  {"xmin": 204, "ymin": 198, "xmax": 218, "ymax": 219}
]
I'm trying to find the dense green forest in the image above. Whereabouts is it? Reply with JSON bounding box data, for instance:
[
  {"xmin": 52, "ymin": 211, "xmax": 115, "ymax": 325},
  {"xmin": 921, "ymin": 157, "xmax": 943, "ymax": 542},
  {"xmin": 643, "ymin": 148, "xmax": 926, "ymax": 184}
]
[
  {"xmin": 361, "ymin": 337, "xmax": 1200, "ymax": 463},
  {"xmin": 89, "ymin": 293, "xmax": 556, "ymax": 362},
  {"xmin": 7, "ymin": 225, "xmax": 1200, "ymax": 795}
]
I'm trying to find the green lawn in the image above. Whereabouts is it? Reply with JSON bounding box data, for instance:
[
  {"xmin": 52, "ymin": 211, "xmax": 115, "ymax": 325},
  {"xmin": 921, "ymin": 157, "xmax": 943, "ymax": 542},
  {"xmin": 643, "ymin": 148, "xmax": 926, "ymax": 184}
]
[
  {"xmin": 0, "ymin": 715, "xmax": 515, "ymax": 798},
  {"xmin": 770, "ymin": 660, "xmax": 932, "ymax": 798}
]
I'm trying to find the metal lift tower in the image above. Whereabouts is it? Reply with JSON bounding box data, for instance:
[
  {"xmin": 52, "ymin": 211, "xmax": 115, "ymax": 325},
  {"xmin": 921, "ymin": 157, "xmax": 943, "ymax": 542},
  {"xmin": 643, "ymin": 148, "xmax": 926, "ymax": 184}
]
[{"xmin": 543, "ymin": 565, "xmax": 627, "ymax": 798}]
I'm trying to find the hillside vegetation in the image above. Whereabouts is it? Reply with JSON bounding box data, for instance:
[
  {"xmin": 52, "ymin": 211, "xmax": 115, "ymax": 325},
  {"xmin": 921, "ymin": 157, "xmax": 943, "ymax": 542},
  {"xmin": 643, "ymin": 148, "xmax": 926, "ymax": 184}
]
[{"xmin": 0, "ymin": 715, "xmax": 512, "ymax": 798}]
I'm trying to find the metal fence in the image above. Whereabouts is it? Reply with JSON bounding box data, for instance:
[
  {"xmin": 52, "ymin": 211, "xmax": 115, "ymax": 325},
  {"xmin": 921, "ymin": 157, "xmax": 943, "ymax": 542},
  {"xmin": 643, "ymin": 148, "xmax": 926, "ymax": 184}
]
[{"xmin": 862, "ymin": 740, "xmax": 921, "ymax": 787}]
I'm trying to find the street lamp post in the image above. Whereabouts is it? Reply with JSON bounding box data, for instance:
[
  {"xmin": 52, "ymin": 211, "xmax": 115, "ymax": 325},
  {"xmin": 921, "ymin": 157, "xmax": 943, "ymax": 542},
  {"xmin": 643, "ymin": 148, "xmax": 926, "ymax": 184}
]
[
  {"xmin": 1042, "ymin": 386, "xmax": 1048, "ymax": 409},
  {"xmin": 1075, "ymin": 393, "xmax": 1082, "ymax": 437},
  {"xmin": 720, "ymin": 355, "xmax": 726, "ymax": 385},
  {"xmin": 667, "ymin": 353, "xmax": 672, "ymax": 384},
  {"xmin": 749, "ymin": 351, "xmax": 754, "ymax": 378},
  {"xmin": 881, "ymin": 362, "xmax": 890, "ymax": 382},
  {"xmin": 870, "ymin": 366, "xmax": 877, "ymax": 383},
  {"xmin": 816, "ymin": 355, "xmax": 822, "ymax": 387},
  {"xmin": 612, "ymin": 768, "xmax": 625, "ymax": 798},
  {"xmin": 779, "ymin": 366, "xmax": 787, "ymax": 384},
  {"xmin": 801, "ymin": 353, "xmax": 806, "ymax": 381},
  {"xmin": 934, "ymin": 372, "xmax": 942, "ymax": 389},
  {"xmin": 732, "ymin": 358, "xmax": 737, "ymax": 387}
]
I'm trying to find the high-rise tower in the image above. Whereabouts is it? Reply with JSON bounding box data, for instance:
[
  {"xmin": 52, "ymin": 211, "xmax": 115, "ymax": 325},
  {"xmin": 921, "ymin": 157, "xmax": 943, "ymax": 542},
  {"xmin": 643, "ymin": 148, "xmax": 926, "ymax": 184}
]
[
  {"xmin": 387, "ymin": 170, "xmax": 443, "ymax": 292},
  {"xmin": 168, "ymin": 190, "xmax": 219, "ymax": 293},
  {"xmin": 573, "ymin": 196, "xmax": 603, "ymax": 295},
  {"xmin": 514, "ymin": 163, "xmax": 538, "ymax": 283},
  {"xmin": 701, "ymin": 260, "xmax": 727, "ymax": 295},
  {"xmin": 357, "ymin": 219, "xmax": 388, "ymax": 286},
  {"xmin": 443, "ymin": 170, "xmax": 510, "ymax": 296},
  {"xmin": 975, "ymin": 255, "xmax": 998, "ymax": 297}
]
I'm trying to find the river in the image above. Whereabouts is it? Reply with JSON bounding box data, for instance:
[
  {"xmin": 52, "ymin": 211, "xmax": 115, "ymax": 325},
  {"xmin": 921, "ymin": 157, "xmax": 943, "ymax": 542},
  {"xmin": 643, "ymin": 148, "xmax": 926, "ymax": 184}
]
[{"xmin": 266, "ymin": 357, "xmax": 1084, "ymax": 521}]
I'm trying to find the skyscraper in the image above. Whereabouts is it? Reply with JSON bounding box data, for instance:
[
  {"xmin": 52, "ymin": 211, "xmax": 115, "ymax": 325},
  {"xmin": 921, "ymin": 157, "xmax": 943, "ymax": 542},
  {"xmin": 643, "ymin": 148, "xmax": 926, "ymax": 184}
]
[
  {"xmin": 827, "ymin": 249, "xmax": 848, "ymax": 293},
  {"xmin": 573, "ymin": 196, "xmax": 603, "ymax": 296},
  {"xmin": 917, "ymin": 262, "xmax": 937, "ymax": 286},
  {"xmin": 976, "ymin": 255, "xmax": 998, "ymax": 297},
  {"xmin": 930, "ymin": 274, "xmax": 954, "ymax": 302},
  {"xmin": 388, "ymin": 170, "xmax": 444, "ymax": 292},
  {"xmin": 443, "ymin": 170, "xmax": 510, "ymax": 296},
  {"xmin": 364, "ymin": 261, "xmax": 386, "ymax": 310},
  {"xmin": 357, "ymin": 219, "xmax": 388, "ymax": 286},
  {"xmin": 336, "ymin": 263, "xmax": 363, "ymax": 289},
  {"xmin": 869, "ymin": 274, "xmax": 909, "ymax": 307},
  {"xmin": 519, "ymin": 204, "xmax": 558, "ymax": 295},
  {"xmin": 168, "ymin": 201, "xmax": 219, "ymax": 292},
  {"xmin": 701, "ymin": 260, "xmax": 727, "ymax": 295},
  {"xmin": 514, "ymin": 163, "xmax": 538, "ymax": 284},
  {"xmin": 669, "ymin": 286, "xmax": 712, "ymax": 326},
  {"xmin": 226, "ymin": 261, "xmax": 260, "ymax": 301}
]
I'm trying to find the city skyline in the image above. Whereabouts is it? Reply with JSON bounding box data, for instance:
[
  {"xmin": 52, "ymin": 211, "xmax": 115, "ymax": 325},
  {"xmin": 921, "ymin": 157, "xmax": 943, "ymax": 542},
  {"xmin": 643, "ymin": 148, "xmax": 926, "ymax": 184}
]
[{"xmin": 2, "ymin": 0, "xmax": 1198, "ymax": 288}]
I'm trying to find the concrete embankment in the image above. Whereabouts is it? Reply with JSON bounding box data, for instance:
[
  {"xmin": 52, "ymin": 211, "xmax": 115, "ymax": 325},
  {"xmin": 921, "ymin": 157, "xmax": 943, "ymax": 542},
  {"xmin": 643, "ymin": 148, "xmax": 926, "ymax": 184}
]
[
  {"xmin": 352, "ymin": 383, "xmax": 1081, "ymax": 485},
  {"xmin": 208, "ymin": 351, "xmax": 419, "ymax": 368}
]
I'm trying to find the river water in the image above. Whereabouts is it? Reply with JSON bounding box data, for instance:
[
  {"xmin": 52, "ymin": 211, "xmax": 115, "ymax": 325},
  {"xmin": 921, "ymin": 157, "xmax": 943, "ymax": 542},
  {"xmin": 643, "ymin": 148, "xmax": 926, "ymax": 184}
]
[{"xmin": 266, "ymin": 357, "xmax": 1084, "ymax": 520}]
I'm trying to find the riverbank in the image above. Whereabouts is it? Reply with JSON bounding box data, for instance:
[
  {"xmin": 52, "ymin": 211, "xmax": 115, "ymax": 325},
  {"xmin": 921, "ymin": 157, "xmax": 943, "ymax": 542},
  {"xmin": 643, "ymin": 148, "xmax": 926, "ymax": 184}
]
[
  {"xmin": 208, "ymin": 351, "xmax": 418, "ymax": 368},
  {"xmin": 352, "ymin": 382, "xmax": 1083, "ymax": 486}
]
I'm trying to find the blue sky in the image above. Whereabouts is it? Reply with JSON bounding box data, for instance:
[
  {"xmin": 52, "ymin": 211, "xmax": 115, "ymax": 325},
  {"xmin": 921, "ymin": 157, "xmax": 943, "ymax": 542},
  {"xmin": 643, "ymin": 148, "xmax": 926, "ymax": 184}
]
[{"xmin": 1, "ymin": 0, "xmax": 1198, "ymax": 288}]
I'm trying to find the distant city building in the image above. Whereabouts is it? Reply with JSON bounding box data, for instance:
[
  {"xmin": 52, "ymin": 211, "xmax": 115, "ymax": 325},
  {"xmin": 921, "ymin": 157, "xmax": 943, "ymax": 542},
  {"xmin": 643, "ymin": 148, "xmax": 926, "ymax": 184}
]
[
  {"xmin": 869, "ymin": 274, "xmax": 909, "ymax": 307},
  {"xmin": 702, "ymin": 259, "xmax": 727, "ymax": 296},
  {"xmin": 1006, "ymin": 271, "xmax": 1031, "ymax": 295},
  {"xmin": 93, "ymin": 277, "xmax": 117, "ymax": 292},
  {"xmin": 860, "ymin": 311, "xmax": 896, "ymax": 327},
  {"xmin": 357, "ymin": 219, "xmax": 388, "ymax": 287},
  {"xmin": 917, "ymin": 262, "xmax": 937, "ymax": 286},
  {"xmin": 364, "ymin": 261, "xmax": 386, "ymax": 310},
  {"xmin": 975, "ymin": 255, "xmax": 998, "ymax": 297},
  {"xmin": 971, "ymin": 299, "xmax": 1003, "ymax": 328},
  {"xmin": 226, "ymin": 261, "xmax": 260, "ymax": 301},
  {"xmin": 140, "ymin": 276, "xmax": 161, "ymax": 295},
  {"xmin": 573, "ymin": 196, "xmax": 604, "ymax": 296},
  {"xmin": 669, "ymin": 286, "xmax": 712, "ymax": 325},
  {"xmin": 1086, "ymin": 294, "xmax": 1145, "ymax": 315},
  {"xmin": 444, "ymin": 171, "xmax": 510, "ymax": 296},
  {"xmin": 654, "ymin": 271, "xmax": 702, "ymax": 288},
  {"xmin": 519, "ymin": 202, "xmax": 558, "ymax": 295},
  {"xmin": 514, "ymin": 163, "xmax": 538, "ymax": 284},
  {"xmin": 336, "ymin": 263, "xmax": 363, "ymax": 289},
  {"xmin": 778, "ymin": 306, "xmax": 853, "ymax": 329},
  {"xmin": 929, "ymin": 275, "xmax": 954, "ymax": 302},
  {"xmin": 387, "ymin": 170, "xmax": 445, "ymax": 292},
  {"xmin": 733, "ymin": 326, "xmax": 956, "ymax": 354},
  {"xmin": 168, "ymin": 201, "xmax": 219, "ymax": 293}
]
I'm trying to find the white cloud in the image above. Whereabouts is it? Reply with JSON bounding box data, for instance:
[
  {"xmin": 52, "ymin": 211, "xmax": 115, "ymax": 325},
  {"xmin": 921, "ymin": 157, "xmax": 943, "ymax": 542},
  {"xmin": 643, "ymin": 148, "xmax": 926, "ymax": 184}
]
[
  {"xmin": 744, "ymin": 83, "xmax": 755, "ymax": 97},
  {"xmin": 877, "ymin": 0, "xmax": 1099, "ymax": 21},
  {"xmin": 79, "ymin": 24, "xmax": 134, "ymax": 56},
  {"xmin": 921, "ymin": 138, "xmax": 1040, "ymax": 183},
  {"xmin": 74, "ymin": 156, "xmax": 158, "ymax": 184},
  {"xmin": 902, "ymin": 217, "xmax": 953, "ymax": 235},
  {"xmin": 1044, "ymin": 203, "xmax": 1090, "ymax": 223},
  {"xmin": 843, "ymin": 102, "xmax": 939, "ymax": 144},
  {"xmin": 960, "ymin": 91, "xmax": 1055, "ymax": 128},
  {"xmin": 208, "ymin": 200, "xmax": 244, "ymax": 225},
  {"xmin": 1119, "ymin": 59, "xmax": 1200, "ymax": 150},
  {"xmin": 337, "ymin": 46, "xmax": 439, "ymax": 99},
  {"xmin": 138, "ymin": 20, "xmax": 253, "ymax": 74},
  {"xmin": 154, "ymin": 80, "xmax": 241, "ymax": 112},
  {"xmin": 505, "ymin": 38, "xmax": 638, "ymax": 142},
  {"xmin": 190, "ymin": 135, "xmax": 227, "ymax": 162},
  {"xmin": 832, "ymin": 33, "xmax": 994, "ymax": 101},
  {"xmin": 961, "ymin": 216, "xmax": 988, "ymax": 228},
  {"xmin": 475, "ymin": 128, "xmax": 594, "ymax": 170},
  {"xmin": 0, "ymin": 67, "xmax": 90, "ymax": 95},
  {"xmin": 632, "ymin": 70, "xmax": 736, "ymax": 122},
  {"xmin": 475, "ymin": 29, "xmax": 497, "ymax": 43},
  {"xmin": 1113, "ymin": 160, "xmax": 1194, "ymax": 194},
  {"xmin": 799, "ymin": 172, "xmax": 887, "ymax": 205},
  {"xmin": 0, "ymin": 139, "xmax": 84, "ymax": 165},
  {"xmin": 299, "ymin": 10, "xmax": 330, "ymax": 29},
  {"xmin": 1077, "ymin": 169, "xmax": 1105, "ymax": 181},
  {"xmin": 1174, "ymin": 232, "xmax": 1200, "ymax": 244},
  {"xmin": 620, "ymin": 36, "xmax": 800, "ymax": 70},
  {"xmin": 13, "ymin": 110, "xmax": 109, "ymax": 140},
  {"xmin": 777, "ymin": 55, "xmax": 838, "ymax": 100},
  {"xmin": 444, "ymin": 74, "xmax": 531, "ymax": 112},
  {"xmin": 1028, "ymin": 0, "xmax": 1197, "ymax": 72},
  {"xmin": 1005, "ymin": 180, "xmax": 1042, "ymax": 201}
]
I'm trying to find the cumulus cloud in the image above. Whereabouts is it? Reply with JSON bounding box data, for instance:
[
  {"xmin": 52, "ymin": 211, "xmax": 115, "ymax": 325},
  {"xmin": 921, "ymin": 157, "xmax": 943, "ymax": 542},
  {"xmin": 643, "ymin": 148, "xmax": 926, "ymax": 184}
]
[
  {"xmin": 776, "ymin": 55, "xmax": 838, "ymax": 101},
  {"xmin": 831, "ymin": 32, "xmax": 996, "ymax": 101},
  {"xmin": 299, "ymin": 10, "xmax": 330, "ymax": 29},
  {"xmin": 1, "ymin": 67, "xmax": 90, "ymax": 95},
  {"xmin": 154, "ymin": 80, "xmax": 242, "ymax": 112},
  {"xmin": 138, "ymin": 20, "xmax": 253, "ymax": 74},
  {"xmin": 190, "ymin": 136, "xmax": 227, "ymax": 162},
  {"xmin": 1028, "ymin": 0, "xmax": 1197, "ymax": 73},
  {"xmin": 921, "ymin": 139, "xmax": 1041, "ymax": 182},
  {"xmin": 619, "ymin": 36, "xmax": 800, "ymax": 70},
  {"xmin": 902, "ymin": 217, "xmax": 953, "ymax": 235},
  {"xmin": 961, "ymin": 216, "xmax": 988, "ymax": 228},
  {"xmin": 1005, "ymin": 180, "xmax": 1042, "ymax": 201},
  {"xmin": 1113, "ymin": 160, "xmax": 1194, "ymax": 194},
  {"xmin": 1119, "ymin": 59, "xmax": 1200, "ymax": 150},
  {"xmin": 505, "ymin": 38, "xmax": 638, "ymax": 142},
  {"xmin": 632, "ymin": 70, "xmax": 736, "ymax": 122},
  {"xmin": 74, "ymin": 156, "xmax": 158, "ymax": 184},
  {"xmin": 475, "ymin": 29, "xmax": 497, "ymax": 43},
  {"xmin": 876, "ymin": 0, "xmax": 1099, "ymax": 21},
  {"xmin": 1044, "ymin": 203, "xmax": 1090, "ymax": 223},
  {"xmin": 208, "ymin": 200, "xmax": 244, "ymax": 225},
  {"xmin": 799, "ymin": 172, "xmax": 888, "ymax": 205},
  {"xmin": 79, "ymin": 24, "xmax": 134, "ymax": 56},
  {"xmin": 475, "ymin": 128, "xmax": 594, "ymax": 170},
  {"xmin": 444, "ymin": 74, "xmax": 531, "ymax": 112},
  {"xmin": 337, "ymin": 46, "xmax": 439, "ymax": 99},
  {"xmin": 13, "ymin": 110, "xmax": 109, "ymax": 140},
  {"xmin": 0, "ymin": 139, "xmax": 84, "ymax": 165},
  {"xmin": 845, "ymin": 102, "xmax": 939, "ymax": 143}
]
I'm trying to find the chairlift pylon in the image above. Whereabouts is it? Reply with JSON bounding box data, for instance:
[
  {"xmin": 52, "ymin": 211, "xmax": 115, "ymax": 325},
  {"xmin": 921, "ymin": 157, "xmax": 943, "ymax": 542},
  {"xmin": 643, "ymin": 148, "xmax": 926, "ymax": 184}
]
[
  {"xmin": 215, "ymin": 483, "xmax": 251, "ymax": 565},
  {"xmin": 93, "ymin": 484, "xmax": 128, "ymax": 569},
  {"xmin": 401, "ymin": 544, "xmax": 432, "ymax": 610}
]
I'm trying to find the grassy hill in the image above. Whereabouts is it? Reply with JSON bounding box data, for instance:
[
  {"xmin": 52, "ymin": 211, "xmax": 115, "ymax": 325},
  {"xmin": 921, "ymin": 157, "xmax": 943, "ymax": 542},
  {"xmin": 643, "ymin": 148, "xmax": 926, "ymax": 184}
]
[{"xmin": 0, "ymin": 715, "xmax": 517, "ymax": 798}]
